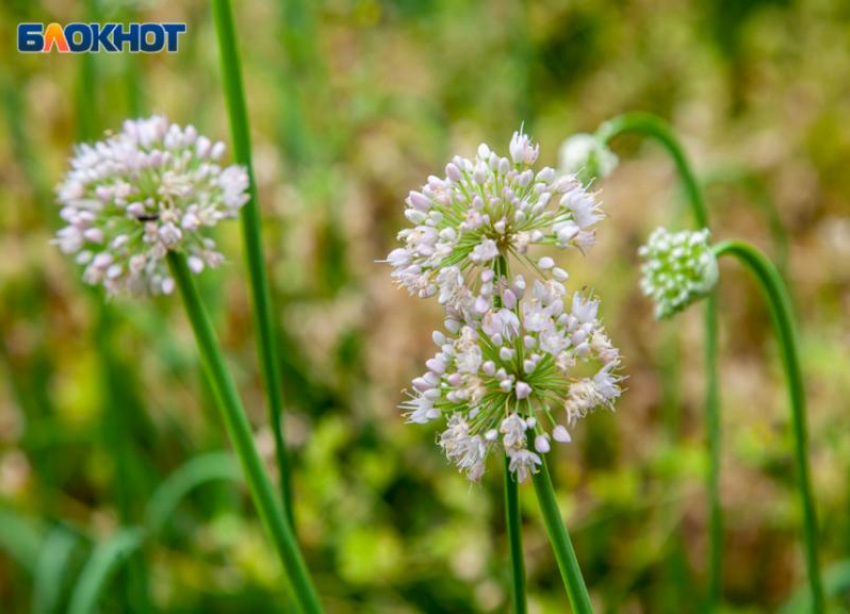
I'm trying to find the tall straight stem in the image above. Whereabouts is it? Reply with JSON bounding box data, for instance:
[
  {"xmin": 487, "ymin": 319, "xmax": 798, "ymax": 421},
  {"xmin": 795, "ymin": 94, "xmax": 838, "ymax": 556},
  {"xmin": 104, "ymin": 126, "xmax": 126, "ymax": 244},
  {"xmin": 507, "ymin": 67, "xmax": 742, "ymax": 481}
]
[
  {"xmin": 532, "ymin": 456, "xmax": 594, "ymax": 614},
  {"xmin": 76, "ymin": 14, "xmax": 150, "ymax": 610},
  {"xmin": 210, "ymin": 0, "xmax": 292, "ymax": 524},
  {"xmin": 598, "ymin": 112, "xmax": 722, "ymax": 610},
  {"xmin": 168, "ymin": 253, "xmax": 324, "ymax": 614},
  {"xmin": 496, "ymin": 255, "xmax": 527, "ymax": 614},
  {"xmin": 713, "ymin": 241, "xmax": 824, "ymax": 613},
  {"xmin": 704, "ymin": 293, "xmax": 722, "ymax": 605},
  {"xmin": 504, "ymin": 457, "xmax": 527, "ymax": 614}
]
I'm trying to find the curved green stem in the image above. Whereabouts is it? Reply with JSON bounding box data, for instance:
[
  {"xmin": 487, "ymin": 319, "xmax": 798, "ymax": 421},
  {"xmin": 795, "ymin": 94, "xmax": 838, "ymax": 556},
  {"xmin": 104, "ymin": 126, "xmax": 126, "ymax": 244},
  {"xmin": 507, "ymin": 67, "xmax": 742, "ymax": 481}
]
[
  {"xmin": 211, "ymin": 0, "xmax": 293, "ymax": 525},
  {"xmin": 596, "ymin": 112, "xmax": 709, "ymax": 227},
  {"xmin": 599, "ymin": 111, "xmax": 722, "ymax": 610},
  {"xmin": 167, "ymin": 253, "xmax": 324, "ymax": 614},
  {"xmin": 532, "ymin": 456, "xmax": 595, "ymax": 614},
  {"xmin": 703, "ymin": 168, "xmax": 789, "ymax": 279},
  {"xmin": 713, "ymin": 241, "xmax": 824, "ymax": 613}
]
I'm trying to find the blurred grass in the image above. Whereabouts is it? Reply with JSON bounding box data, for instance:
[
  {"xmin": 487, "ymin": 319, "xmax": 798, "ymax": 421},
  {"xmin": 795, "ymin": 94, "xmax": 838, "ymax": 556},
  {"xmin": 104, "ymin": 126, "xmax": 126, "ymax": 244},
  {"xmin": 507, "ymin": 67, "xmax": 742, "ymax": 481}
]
[{"xmin": 1, "ymin": 0, "xmax": 850, "ymax": 613}]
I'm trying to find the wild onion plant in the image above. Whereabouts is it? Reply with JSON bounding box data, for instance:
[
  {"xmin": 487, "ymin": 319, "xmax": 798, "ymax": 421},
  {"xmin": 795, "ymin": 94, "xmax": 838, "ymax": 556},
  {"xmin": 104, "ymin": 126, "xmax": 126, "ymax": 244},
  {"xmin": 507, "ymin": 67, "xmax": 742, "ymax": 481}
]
[
  {"xmin": 639, "ymin": 227, "xmax": 825, "ymax": 613},
  {"xmin": 73, "ymin": 34, "xmax": 153, "ymax": 612},
  {"xmin": 54, "ymin": 117, "xmax": 325, "ymax": 614},
  {"xmin": 561, "ymin": 113, "xmax": 725, "ymax": 609},
  {"xmin": 388, "ymin": 129, "xmax": 623, "ymax": 613}
]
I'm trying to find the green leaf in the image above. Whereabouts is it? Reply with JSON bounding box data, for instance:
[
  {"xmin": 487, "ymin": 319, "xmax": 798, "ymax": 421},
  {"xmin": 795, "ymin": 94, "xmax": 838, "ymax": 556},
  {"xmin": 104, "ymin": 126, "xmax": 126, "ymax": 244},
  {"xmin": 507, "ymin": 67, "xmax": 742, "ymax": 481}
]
[
  {"xmin": 0, "ymin": 506, "xmax": 44, "ymax": 573},
  {"xmin": 780, "ymin": 559, "xmax": 850, "ymax": 614},
  {"xmin": 67, "ymin": 527, "xmax": 146, "ymax": 614},
  {"xmin": 32, "ymin": 526, "xmax": 79, "ymax": 614},
  {"xmin": 146, "ymin": 451, "xmax": 241, "ymax": 534}
]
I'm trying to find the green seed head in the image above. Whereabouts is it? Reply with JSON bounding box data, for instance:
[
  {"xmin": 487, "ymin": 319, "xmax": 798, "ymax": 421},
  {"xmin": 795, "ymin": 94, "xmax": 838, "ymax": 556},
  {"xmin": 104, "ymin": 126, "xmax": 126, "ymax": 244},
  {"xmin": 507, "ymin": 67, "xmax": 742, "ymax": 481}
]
[{"xmin": 638, "ymin": 227, "xmax": 718, "ymax": 319}]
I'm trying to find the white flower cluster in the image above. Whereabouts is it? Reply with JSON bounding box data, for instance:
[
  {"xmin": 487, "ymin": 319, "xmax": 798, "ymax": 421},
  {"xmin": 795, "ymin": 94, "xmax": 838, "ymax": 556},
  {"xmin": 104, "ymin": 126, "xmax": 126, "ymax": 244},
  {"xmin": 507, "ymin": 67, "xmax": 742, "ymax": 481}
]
[
  {"xmin": 386, "ymin": 129, "xmax": 604, "ymax": 309},
  {"xmin": 638, "ymin": 227, "xmax": 718, "ymax": 319},
  {"xmin": 391, "ymin": 129, "xmax": 623, "ymax": 482},
  {"xmin": 55, "ymin": 116, "xmax": 250, "ymax": 295},
  {"xmin": 558, "ymin": 133, "xmax": 618, "ymax": 184}
]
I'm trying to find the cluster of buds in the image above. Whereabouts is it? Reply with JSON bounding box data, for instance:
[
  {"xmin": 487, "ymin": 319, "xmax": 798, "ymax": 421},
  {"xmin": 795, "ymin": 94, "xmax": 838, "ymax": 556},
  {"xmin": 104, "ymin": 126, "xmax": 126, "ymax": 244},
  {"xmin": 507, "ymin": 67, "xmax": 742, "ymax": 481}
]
[
  {"xmin": 55, "ymin": 116, "xmax": 249, "ymax": 295},
  {"xmin": 390, "ymin": 130, "xmax": 623, "ymax": 482},
  {"xmin": 558, "ymin": 133, "xmax": 619, "ymax": 185},
  {"xmin": 638, "ymin": 227, "xmax": 718, "ymax": 319}
]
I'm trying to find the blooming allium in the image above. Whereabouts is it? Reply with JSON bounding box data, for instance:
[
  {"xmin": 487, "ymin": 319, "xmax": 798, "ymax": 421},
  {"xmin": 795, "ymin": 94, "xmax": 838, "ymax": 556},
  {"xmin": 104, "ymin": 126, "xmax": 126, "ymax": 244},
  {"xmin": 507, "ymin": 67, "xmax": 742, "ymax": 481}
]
[
  {"xmin": 402, "ymin": 275, "xmax": 622, "ymax": 482},
  {"xmin": 558, "ymin": 133, "xmax": 618, "ymax": 184},
  {"xmin": 386, "ymin": 129, "xmax": 604, "ymax": 314},
  {"xmin": 638, "ymin": 227, "xmax": 718, "ymax": 319},
  {"xmin": 392, "ymin": 128, "xmax": 623, "ymax": 482},
  {"xmin": 54, "ymin": 116, "xmax": 249, "ymax": 295}
]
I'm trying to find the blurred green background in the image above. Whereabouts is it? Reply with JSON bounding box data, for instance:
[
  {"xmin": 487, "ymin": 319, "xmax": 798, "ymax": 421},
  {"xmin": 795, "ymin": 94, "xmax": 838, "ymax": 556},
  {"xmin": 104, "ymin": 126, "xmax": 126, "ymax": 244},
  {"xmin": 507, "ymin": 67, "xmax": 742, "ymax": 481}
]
[{"xmin": 1, "ymin": 0, "xmax": 850, "ymax": 612}]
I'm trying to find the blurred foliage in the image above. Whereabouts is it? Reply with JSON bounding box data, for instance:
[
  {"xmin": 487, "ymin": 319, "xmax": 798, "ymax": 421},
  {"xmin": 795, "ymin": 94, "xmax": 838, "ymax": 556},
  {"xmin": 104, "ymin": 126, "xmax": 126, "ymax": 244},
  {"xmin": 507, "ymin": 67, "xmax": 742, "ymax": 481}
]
[{"xmin": 1, "ymin": 0, "xmax": 850, "ymax": 613}]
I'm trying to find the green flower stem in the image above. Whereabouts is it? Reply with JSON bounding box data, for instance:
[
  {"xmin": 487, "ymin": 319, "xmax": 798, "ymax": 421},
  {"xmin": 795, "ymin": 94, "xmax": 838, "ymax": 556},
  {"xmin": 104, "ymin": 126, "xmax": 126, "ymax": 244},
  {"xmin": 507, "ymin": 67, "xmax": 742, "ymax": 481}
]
[
  {"xmin": 704, "ymin": 291, "xmax": 722, "ymax": 606},
  {"xmin": 122, "ymin": 6, "xmax": 144, "ymax": 118},
  {"xmin": 532, "ymin": 455, "xmax": 594, "ymax": 614},
  {"xmin": 496, "ymin": 255, "xmax": 527, "ymax": 614},
  {"xmin": 504, "ymin": 457, "xmax": 527, "ymax": 614},
  {"xmin": 596, "ymin": 113, "xmax": 709, "ymax": 226},
  {"xmin": 713, "ymin": 241, "xmax": 824, "ymax": 613},
  {"xmin": 598, "ymin": 112, "xmax": 722, "ymax": 610},
  {"xmin": 75, "ymin": 16, "xmax": 151, "ymax": 611},
  {"xmin": 210, "ymin": 0, "xmax": 292, "ymax": 524},
  {"xmin": 278, "ymin": 0, "xmax": 319, "ymax": 167},
  {"xmin": 703, "ymin": 168, "xmax": 789, "ymax": 279},
  {"xmin": 167, "ymin": 253, "xmax": 324, "ymax": 614}
]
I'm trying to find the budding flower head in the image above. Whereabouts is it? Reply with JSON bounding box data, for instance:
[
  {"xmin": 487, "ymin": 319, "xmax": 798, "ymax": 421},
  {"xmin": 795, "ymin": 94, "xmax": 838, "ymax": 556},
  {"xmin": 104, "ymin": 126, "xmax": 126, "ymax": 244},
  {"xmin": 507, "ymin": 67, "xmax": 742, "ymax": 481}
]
[
  {"xmin": 558, "ymin": 133, "xmax": 618, "ymax": 184},
  {"xmin": 638, "ymin": 227, "xmax": 718, "ymax": 319},
  {"xmin": 402, "ymin": 276, "xmax": 622, "ymax": 482},
  {"xmin": 385, "ymin": 128, "xmax": 604, "ymax": 311},
  {"xmin": 54, "ymin": 115, "xmax": 249, "ymax": 295}
]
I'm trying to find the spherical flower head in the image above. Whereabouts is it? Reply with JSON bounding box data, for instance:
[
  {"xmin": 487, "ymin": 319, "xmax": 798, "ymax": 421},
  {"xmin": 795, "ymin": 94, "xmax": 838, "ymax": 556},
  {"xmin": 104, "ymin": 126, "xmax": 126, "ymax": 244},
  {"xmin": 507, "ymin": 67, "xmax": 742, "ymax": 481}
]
[
  {"xmin": 386, "ymin": 128, "xmax": 604, "ymax": 309},
  {"xmin": 638, "ymin": 227, "xmax": 718, "ymax": 319},
  {"xmin": 54, "ymin": 115, "xmax": 250, "ymax": 295},
  {"xmin": 558, "ymin": 133, "xmax": 618, "ymax": 184},
  {"xmin": 402, "ymin": 276, "xmax": 623, "ymax": 482}
]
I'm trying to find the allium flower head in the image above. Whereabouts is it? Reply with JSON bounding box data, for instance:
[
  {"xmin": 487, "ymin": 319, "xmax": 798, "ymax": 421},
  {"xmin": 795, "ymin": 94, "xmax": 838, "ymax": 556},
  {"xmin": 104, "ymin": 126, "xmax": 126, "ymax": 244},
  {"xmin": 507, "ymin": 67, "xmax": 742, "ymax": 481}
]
[
  {"xmin": 55, "ymin": 115, "xmax": 249, "ymax": 295},
  {"xmin": 638, "ymin": 227, "xmax": 718, "ymax": 319},
  {"xmin": 558, "ymin": 133, "xmax": 618, "ymax": 184},
  {"xmin": 386, "ymin": 129, "xmax": 604, "ymax": 311},
  {"xmin": 402, "ymin": 276, "xmax": 622, "ymax": 482}
]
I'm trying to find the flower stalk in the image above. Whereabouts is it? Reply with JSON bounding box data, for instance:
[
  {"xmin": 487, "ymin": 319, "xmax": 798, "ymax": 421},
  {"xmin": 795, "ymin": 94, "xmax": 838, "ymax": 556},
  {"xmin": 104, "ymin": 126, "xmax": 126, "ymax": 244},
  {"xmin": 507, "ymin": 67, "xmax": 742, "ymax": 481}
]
[
  {"xmin": 504, "ymin": 456, "xmax": 527, "ymax": 614},
  {"xmin": 532, "ymin": 454, "xmax": 595, "ymax": 614},
  {"xmin": 596, "ymin": 113, "xmax": 709, "ymax": 227},
  {"xmin": 712, "ymin": 240, "xmax": 824, "ymax": 613},
  {"xmin": 167, "ymin": 252, "xmax": 325, "ymax": 614},
  {"xmin": 497, "ymin": 255, "xmax": 528, "ymax": 614},
  {"xmin": 74, "ymin": 24, "xmax": 151, "ymax": 611},
  {"xmin": 597, "ymin": 112, "xmax": 722, "ymax": 609},
  {"xmin": 210, "ymin": 0, "xmax": 293, "ymax": 524}
]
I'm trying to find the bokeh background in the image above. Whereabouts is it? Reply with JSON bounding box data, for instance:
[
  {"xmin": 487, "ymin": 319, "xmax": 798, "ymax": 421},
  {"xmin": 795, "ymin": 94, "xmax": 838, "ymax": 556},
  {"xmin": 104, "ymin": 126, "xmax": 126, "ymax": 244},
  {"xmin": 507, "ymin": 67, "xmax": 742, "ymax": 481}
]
[{"xmin": 1, "ymin": 0, "xmax": 849, "ymax": 612}]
